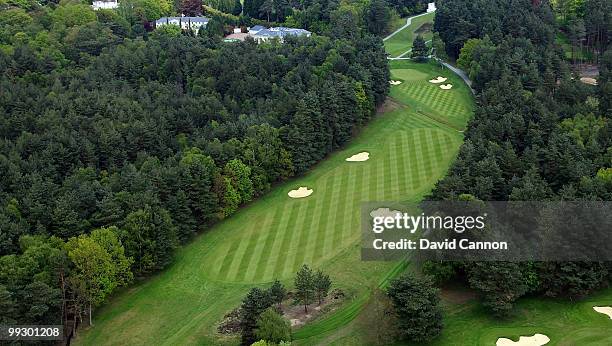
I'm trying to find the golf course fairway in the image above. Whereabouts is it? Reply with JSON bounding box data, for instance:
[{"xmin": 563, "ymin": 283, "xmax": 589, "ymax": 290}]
[{"xmin": 75, "ymin": 59, "xmax": 474, "ymax": 345}]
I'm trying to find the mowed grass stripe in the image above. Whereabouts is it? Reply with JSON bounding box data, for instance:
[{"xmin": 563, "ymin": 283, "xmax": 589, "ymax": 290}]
[
  {"xmin": 221, "ymin": 221, "xmax": 258, "ymax": 281},
  {"xmin": 323, "ymin": 169, "xmax": 345, "ymax": 258},
  {"xmin": 431, "ymin": 130, "xmax": 446, "ymax": 170},
  {"xmin": 261, "ymin": 202, "xmax": 299, "ymax": 280},
  {"xmin": 302, "ymin": 176, "xmax": 330, "ymax": 266},
  {"xmin": 292, "ymin": 199, "xmax": 317, "ymax": 271},
  {"xmin": 216, "ymin": 227, "xmax": 248, "ymax": 281},
  {"xmin": 251, "ymin": 202, "xmax": 290, "ymax": 280},
  {"xmin": 420, "ymin": 130, "xmax": 434, "ymax": 178},
  {"xmin": 225, "ymin": 220, "xmax": 262, "ymax": 281},
  {"xmin": 394, "ymin": 132, "xmax": 407, "ymax": 199},
  {"xmin": 378, "ymin": 147, "xmax": 390, "ymax": 200},
  {"xmin": 368, "ymin": 158, "xmax": 378, "ymax": 201},
  {"xmin": 282, "ymin": 199, "xmax": 313, "ymax": 278},
  {"xmin": 413, "ymin": 129, "xmax": 428, "ymax": 185},
  {"xmin": 210, "ymin": 242, "xmax": 231, "ymax": 278},
  {"xmin": 341, "ymin": 164, "xmax": 360, "ymax": 246},
  {"xmin": 407, "ymin": 132, "xmax": 421, "ymax": 191},
  {"xmin": 359, "ymin": 159, "xmax": 370, "ymax": 203},
  {"xmin": 333, "ymin": 165, "xmax": 352, "ymax": 251},
  {"xmin": 235, "ymin": 211, "xmax": 275, "ymax": 282},
  {"xmin": 388, "ymin": 135, "xmax": 401, "ymax": 199},
  {"xmin": 397, "ymin": 132, "xmax": 411, "ymax": 194},
  {"xmin": 244, "ymin": 206, "xmax": 281, "ymax": 282},
  {"xmin": 312, "ymin": 173, "xmax": 337, "ymax": 263},
  {"xmin": 269, "ymin": 201, "xmax": 301, "ymax": 279}
]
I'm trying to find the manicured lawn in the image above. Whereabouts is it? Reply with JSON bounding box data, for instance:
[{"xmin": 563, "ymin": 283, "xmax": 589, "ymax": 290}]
[
  {"xmin": 75, "ymin": 60, "xmax": 473, "ymax": 345},
  {"xmin": 424, "ymin": 288, "xmax": 612, "ymax": 346},
  {"xmin": 384, "ymin": 12, "xmax": 435, "ymax": 58},
  {"xmin": 307, "ymin": 287, "xmax": 612, "ymax": 346}
]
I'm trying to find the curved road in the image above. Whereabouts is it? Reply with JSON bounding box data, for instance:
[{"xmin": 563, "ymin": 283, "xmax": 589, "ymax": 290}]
[{"xmin": 383, "ymin": 11, "xmax": 435, "ymax": 42}]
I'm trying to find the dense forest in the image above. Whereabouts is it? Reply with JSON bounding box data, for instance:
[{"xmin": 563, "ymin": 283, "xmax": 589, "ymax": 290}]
[
  {"xmin": 428, "ymin": 0, "xmax": 611, "ymax": 315},
  {"xmin": 0, "ymin": 0, "xmax": 389, "ymax": 330}
]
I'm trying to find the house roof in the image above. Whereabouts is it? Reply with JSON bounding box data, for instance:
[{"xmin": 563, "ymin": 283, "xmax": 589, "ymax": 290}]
[
  {"xmin": 254, "ymin": 27, "xmax": 311, "ymax": 38},
  {"xmin": 156, "ymin": 17, "xmax": 210, "ymax": 25},
  {"xmin": 249, "ymin": 25, "xmax": 265, "ymax": 32}
]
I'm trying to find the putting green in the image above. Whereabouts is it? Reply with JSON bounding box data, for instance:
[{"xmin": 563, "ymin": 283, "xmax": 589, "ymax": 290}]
[
  {"xmin": 390, "ymin": 62, "xmax": 473, "ymax": 131},
  {"xmin": 75, "ymin": 60, "xmax": 473, "ymax": 345},
  {"xmin": 391, "ymin": 68, "xmax": 430, "ymax": 81}
]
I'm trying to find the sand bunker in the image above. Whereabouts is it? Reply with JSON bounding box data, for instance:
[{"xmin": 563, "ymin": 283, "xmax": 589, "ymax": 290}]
[
  {"xmin": 593, "ymin": 306, "xmax": 612, "ymax": 319},
  {"xmin": 288, "ymin": 187, "xmax": 313, "ymax": 198},
  {"xmin": 429, "ymin": 76, "xmax": 448, "ymax": 84},
  {"xmin": 580, "ymin": 77, "xmax": 598, "ymax": 86},
  {"xmin": 389, "ymin": 80, "xmax": 402, "ymax": 85},
  {"xmin": 439, "ymin": 84, "xmax": 453, "ymax": 90},
  {"xmin": 370, "ymin": 208, "xmax": 402, "ymax": 219},
  {"xmin": 346, "ymin": 152, "xmax": 370, "ymax": 162},
  {"xmin": 496, "ymin": 334, "xmax": 550, "ymax": 346}
]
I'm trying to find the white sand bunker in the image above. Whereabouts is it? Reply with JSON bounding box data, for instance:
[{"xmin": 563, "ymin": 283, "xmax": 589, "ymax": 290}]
[
  {"xmin": 439, "ymin": 84, "xmax": 453, "ymax": 90},
  {"xmin": 429, "ymin": 76, "xmax": 447, "ymax": 84},
  {"xmin": 370, "ymin": 208, "xmax": 402, "ymax": 219},
  {"xmin": 593, "ymin": 306, "xmax": 612, "ymax": 319},
  {"xmin": 496, "ymin": 334, "xmax": 550, "ymax": 346},
  {"xmin": 346, "ymin": 152, "xmax": 370, "ymax": 162},
  {"xmin": 580, "ymin": 77, "xmax": 598, "ymax": 86},
  {"xmin": 389, "ymin": 80, "xmax": 402, "ymax": 85},
  {"xmin": 288, "ymin": 186, "xmax": 313, "ymax": 198}
]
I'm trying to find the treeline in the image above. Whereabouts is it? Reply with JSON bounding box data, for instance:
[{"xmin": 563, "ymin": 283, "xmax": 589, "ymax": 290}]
[
  {"xmin": 553, "ymin": 0, "xmax": 611, "ymax": 63},
  {"xmin": 428, "ymin": 0, "xmax": 611, "ymax": 316},
  {"xmin": 0, "ymin": 0, "xmax": 389, "ymax": 330}
]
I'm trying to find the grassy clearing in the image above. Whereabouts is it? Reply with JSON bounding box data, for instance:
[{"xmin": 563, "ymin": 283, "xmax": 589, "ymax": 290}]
[
  {"xmin": 384, "ymin": 12, "xmax": 435, "ymax": 58},
  {"xmin": 75, "ymin": 59, "xmax": 473, "ymax": 345},
  {"xmin": 556, "ymin": 32, "xmax": 594, "ymax": 63}
]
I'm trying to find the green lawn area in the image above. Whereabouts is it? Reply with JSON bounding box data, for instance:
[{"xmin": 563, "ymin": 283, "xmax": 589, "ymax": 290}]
[
  {"xmin": 556, "ymin": 32, "xmax": 593, "ymax": 62},
  {"xmin": 303, "ymin": 287, "xmax": 612, "ymax": 346},
  {"xmin": 384, "ymin": 12, "xmax": 435, "ymax": 58},
  {"xmin": 74, "ymin": 60, "xmax": 473, "ymax": 346}
]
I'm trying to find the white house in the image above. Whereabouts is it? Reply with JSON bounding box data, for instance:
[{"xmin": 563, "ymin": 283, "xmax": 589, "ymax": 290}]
[
  {"xmin": 155, "ymin": 17, "xmax": 210, "ymax": 34},
  {"xmin": 92, "ymin": 0, "xmax": 119, "ymax": 10},
  {"xmin": 427, "ymin": 2, "xmax": 436, "ymax": 13}
]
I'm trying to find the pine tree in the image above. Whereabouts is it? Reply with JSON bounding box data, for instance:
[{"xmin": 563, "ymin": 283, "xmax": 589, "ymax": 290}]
[
  {"xmin": 411, "ymin": 35, "xmax": 428, "ymax": 62},
  {"xmin": 294, "ymin": 264, "xmax": 314, "ymax": 312},
  {"xmin": 366, "ymin": 0, "xmax": 391, "ymax": 35},
  {"xmin": 268, "ymin": 280, "xmax": 286, "ymax": 309},
  {"xmin": 387, "ymin": 274, "xmax": 442, "ymax": 342},
  {"xmin": 232, "ymin": 0, "xmax": 243, "ymax": 16},
  {"xmin": 240, "ymin": 288, "xmax": 273, "ymax": 345},
  {"xmin": 313, "ymin": 270, "xmax": 331, "ymax": 305}
]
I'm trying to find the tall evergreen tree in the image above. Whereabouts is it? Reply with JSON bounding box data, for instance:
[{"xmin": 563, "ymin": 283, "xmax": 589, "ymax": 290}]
[
  {"xmin": 411, "ymin": 35, "xmax": 428, "ymax": 62},
  {"xmin": 365, "ymin": 0, "xmax": 391, "ymax": 35},
  {"xmin": 387, "ymin": 274, "xmax": 442, "ymax": 342},
  {"xmin": 268, "ymin": 280, "xmax": 286, "ymax": 309},
  {"xmin": 240, "ymin": 288, "xmax": 273, "ymax": 345},
  {"xmin": 232, "ymin": 0, "xmax": 243, "ymax": 15},
  {"xmin": 294, "ymin": 264, "xmax": 314, "ymax": 312},
  {"xmin": 313, "ymin": 270, "xmax": 331, "ymax": 305}
]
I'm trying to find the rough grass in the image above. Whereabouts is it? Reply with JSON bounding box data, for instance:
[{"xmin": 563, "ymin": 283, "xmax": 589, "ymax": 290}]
[
  {"xmin": 384, "ymin": 12, "xmax": 435, "ymax": 58},
  {"xmin": 74, "ymin": 60, "xmax": 473, "ymax": 345}
]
